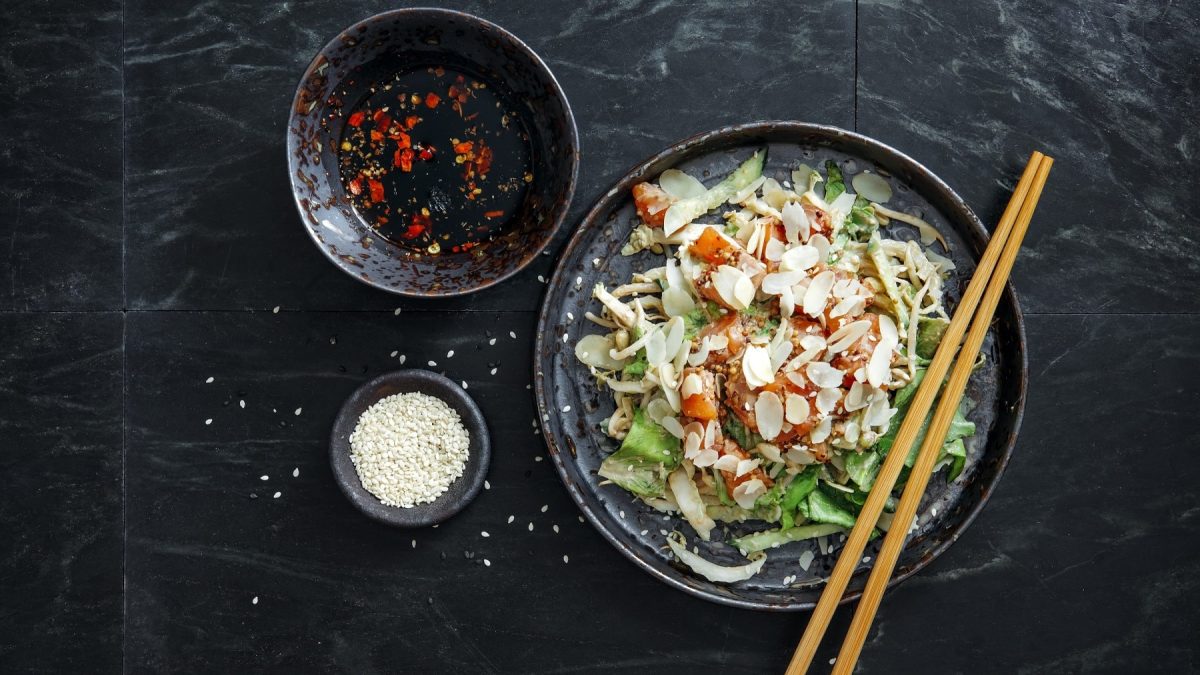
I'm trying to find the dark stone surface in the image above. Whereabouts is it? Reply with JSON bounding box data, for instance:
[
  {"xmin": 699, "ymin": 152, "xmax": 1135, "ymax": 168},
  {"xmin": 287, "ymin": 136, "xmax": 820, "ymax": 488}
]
[
  {"xmin": 858, "ymin": 0, "xmax": 1200, "ymax": 314},
  {"xmin": 1, "ymin": 0, "xmax": 1199, "ymax": 672},
  {"xmin": 0, "ymin": 313, "xmax": 124, "ymax": 671},
  {"xmin": 0, "ymin": 1, "xmax": 123, "ymax": 310}
]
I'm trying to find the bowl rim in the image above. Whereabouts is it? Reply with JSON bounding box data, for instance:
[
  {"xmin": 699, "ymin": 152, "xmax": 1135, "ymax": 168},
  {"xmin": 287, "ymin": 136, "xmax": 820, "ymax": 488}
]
[
  {"xmin": 329, "ymin": 368, "xmax": 492, "ymax": 527},
  {"xmin": 532, "ymin": 120, "xmax": 1028, "ymax": 610},
  {"xmin": 286, "ymin": 7, "xmax": 580, "ymax": 298}
]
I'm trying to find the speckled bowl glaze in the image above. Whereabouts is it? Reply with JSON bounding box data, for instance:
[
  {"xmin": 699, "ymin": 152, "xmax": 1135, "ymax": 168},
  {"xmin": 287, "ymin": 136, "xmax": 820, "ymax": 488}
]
[
  {"xmin": 534, "ymin": 122, "xmax": 1027, "ymax": 611},
  {"xmin": 330, "ymin": 369, "xmax": 491, "ymax": 527},
  {"xmin": 288, "ymin": 8, "xmax": 579, "ymax": 296}
]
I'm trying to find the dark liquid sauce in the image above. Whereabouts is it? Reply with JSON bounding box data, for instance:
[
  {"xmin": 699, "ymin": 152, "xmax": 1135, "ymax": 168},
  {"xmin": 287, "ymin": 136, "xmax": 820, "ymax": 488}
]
[{"xmin": 336, "ymin": 66, "xmax": 532, "ymax": 255}]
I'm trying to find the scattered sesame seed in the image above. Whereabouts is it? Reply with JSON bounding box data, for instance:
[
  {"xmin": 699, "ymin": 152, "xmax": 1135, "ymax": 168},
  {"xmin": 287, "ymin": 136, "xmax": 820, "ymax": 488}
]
[
  {"xmin": 534, "ymin": 456, "xmax": 543, "ymax": 462},
  {"xmin": 562, "ymin": 405, "xmax": 571, "ymax": 413},
  {"xmin": 528, "ymin": 522, "xmax": 534, "ymax": 531},
  {"xmin": 273, "ymin": 491, "xmax": 281, "ymax": 499},
  {"xmin": 488, "ymin": 338, "xmax": 497, "ymax": 346},
  {"xmin": 252, "ymin": 596, "xmax": 259, "ymax": 605},
  {"xmin": 562, "ymin": 555, "xmax": 569, "ymax": 564},
  {"xmin": 619, "ymin": 510, "xmax": 625, "ymax": 519},
  {"xmin": 541, "ymin": 505, "xmax": 548, "ymax": 513},
  {"xmin": 863, "ymin": 556, "xmax": 872, "ymax": 563},
  {"xmin": 553, "ymin": 525, "xmax": 559, "ymax": 534},
  {"xmin": 579, "ymin": 516, "xmax": 585, "ymax": 523},
  {"xmin": 484, "ymin": 559, "xmax": 491, "ymax": 567},
  {"xmin": 640, "ymin": 529, "xmax": 648, "ymax": 536},
  {"xmin": 575, "ymin": 276, "xmax": 582, "ymax": 285},
  {"xmin": 205, "ymin": 376, "xmax": 214, "ymax": 384},
  {"xmin": 592, "ymin": 257, "xmax": 600, "ymax": 267},
  {"xmin": 537, "ymin": 275, "xmax": 545, "ymax": 283},
  {"xmin": 390, "ymin": 350, "xmax": 398, "ymax": 357},
  {"xmin": 490, "ymin": 367, "xmax": 497, "ymax": 375},
  {"xmin": 829, "ymin": 658, "xmax": 837, "ymax": 665},
  {"xmin": 481, "ymin": 531, "xmax": 490, "ymax": 538},
  {"xmin": 446, "ymin": 350, "xmax": 454, "ymax": 358},
  {"xmin": 205, "ymin": 418, "xmax": 212, "ymax": 425},
  {"xmin": 561, "ymin": 333, "xmax": 568, "ymax": 343},
  {"xmin": 509, "ymin": 331, "xmax": 516, "ymax": 339},
  {"xmin": 294, "ymin": 408, "xmax": 302, "ymax": 416},
  {"xmin": 428, "ymin": 360, "xmax": 437, "ymax": 367},
  {"xmin": 261, "ymin": 475, "xmax": 268, "ymax": 481},
  {"xmin": 507, "ymin": 515, "xmax": 514, "ymax": 523},
  {"xmin": 239, "ymin": 400, "xmax": 245, "ymax": 409},
  {"xmin": 399, "ymin": 355, "xmax": 407, "ymax": 364},
  {"xmin": 394, "ymin": 308, "xmax": 402, "ymax": 315},
  {"xmin": 273, "ymin": 306, "xmax": 280, "ymax": 314},
  {"xmin": 411, "ymin": 539, "xmax": 417, "ymax": 548},
  {"xmin": 292, "ymin": 468, "xmax": 299, "ymax": 478},
  {"xmin": 462, "ymin": 381, "xmax": 469, "ymax": 390},
  {"xmin": 566, "ymin": 312, "xmax": 574, "ymax": 321}
]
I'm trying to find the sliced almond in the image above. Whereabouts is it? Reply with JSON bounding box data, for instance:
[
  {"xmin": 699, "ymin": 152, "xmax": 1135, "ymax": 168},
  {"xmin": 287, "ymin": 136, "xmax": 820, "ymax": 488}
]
[
  {"xmin": 693, "ymin": 448, "xmax": 719, "ymax": 467},
  {"xmin": 866, "ymin": 337, "xmax": 895, "ymax": 388},
  {"xmin": 764, "ymin": 237, "xmax": 786, "ymax": 262},
  {"xmin": 815, "ymin": 388, "xmax": 841, "ymax": 415},
  {"xmin": 826, "ymin": 319, "xmax": 872, "ymax": 354},
  {"xmin": 712, "ymin": 265, "xmax": 755, "ymax": 310},
  {"xmin": 755, "ymin": 391, "xmax": 784, "ymax": 441},
  {"xmin": 735, "ymin": 458, "xmax": 760, "ymax": 477},
  {"xmin": 684, "ymin": 431, "xmax": 702, "ymax": 457},
  {"xmin": 806, "ymin": 361, "xmax": 845, "ymax": 388},
  {"xmin": 713, "ymin": 454, "xmax": 740, "ymax": 473},
  {"xmin": 660, "ymin": 415, "xmax": 685, "ymax": 439},
  {"xmin": 780, "ymin": 285, "xmax": 795, "ymax": 318},
  {"xmin": 809, "ymin": 416, "xmax": 832, "ymax": 444},
  {"xmin": 803, "ymin": 270, "xmax": 836, "ymax": 317},
  {"xmin": 681, "ymin": 372, "xmax": 704, "ymax": 399},
  {"xmin": 785, "ymin": 393, "xmax": 810, "ymax": 424},
  {"xmin": 779, "ymin": 244, "xmax": 819, "ymax": 272},
  {"xmin": 781, "ymin": 201, "xmax": 810, "ymax": 244},
  {"xmin": 742, "ymin": 345, "xmax": 776, "ymax": 389}
]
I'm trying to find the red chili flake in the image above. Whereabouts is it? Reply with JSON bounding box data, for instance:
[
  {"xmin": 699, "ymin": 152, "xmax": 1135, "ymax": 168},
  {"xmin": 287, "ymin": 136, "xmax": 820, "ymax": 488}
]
[
  {"xmin": 483, "ymin": 210, "xmax": 504, "ymax": 218},
  {"xmin": 348, "ymin": 177, "xmax": 363, "ymax": 196},
  {"xmin": 403, "ymin": 212, "xmax": 431, "ymax": 239},
  {"xmin": 404, "ymin": 115, "xmax": 420, "ymax": 130},
  {"xmin": 418, "ymin": 145, "xmax": 435, "ymax": 161},
  {"xmin": 453, "ymin": 141, "xmax": 474, "ymax": 155},
  {"xmin": 347, "ymin": 111, "xmax": 366, "ymax": 127},
  {"xmin": 373, "ymin": 111, "xmax": 392, "ymax": 133},
  {"xmin": 369, "ymin": 130, "xmax": 383, "ymax": 142},
  {"xmin": 475, "ymin": 143, "xmax": 494, "ymax": 177},
  {"xmin": 367, "ymin": 179, "xmax": 384, "ymax": 203},
  {"xmin": 397, "ymin": 148, "xmax": 414, "ymax": 172},
  {"xmin": 393, "ymin": 131, "xmax": 411, "ymax": 149},
  {"xmin": 424, "ymin": 93, "xmax": 440, "ymax": 108}
]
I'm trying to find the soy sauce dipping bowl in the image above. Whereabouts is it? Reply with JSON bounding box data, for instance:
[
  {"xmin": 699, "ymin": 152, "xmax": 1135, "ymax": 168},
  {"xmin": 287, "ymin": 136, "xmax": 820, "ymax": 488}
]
[
  {"xmin": 288, "ymin": 8, "xmax": 579, "ymax": 296},
  {"xmin": 330, "ymin": 369, "xmax": 491, "ymax": 527}
]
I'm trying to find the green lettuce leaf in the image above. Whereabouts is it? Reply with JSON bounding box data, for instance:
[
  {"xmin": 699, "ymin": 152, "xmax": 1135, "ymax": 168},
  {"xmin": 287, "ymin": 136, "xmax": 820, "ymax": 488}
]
[{"xmin": 598, "ymin": 408, "xmax": 680, "ymax": 497}]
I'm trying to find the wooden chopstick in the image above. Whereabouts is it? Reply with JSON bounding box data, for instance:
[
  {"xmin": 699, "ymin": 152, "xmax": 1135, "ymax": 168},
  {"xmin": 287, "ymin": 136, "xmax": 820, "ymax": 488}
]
[
  {"xmin": 785, "ymin": 151, "xmax": 1049, "ymax": 675},
  {"xmin": 829, "ymin": 153, "xmax": 1053, "ymax": 674}
]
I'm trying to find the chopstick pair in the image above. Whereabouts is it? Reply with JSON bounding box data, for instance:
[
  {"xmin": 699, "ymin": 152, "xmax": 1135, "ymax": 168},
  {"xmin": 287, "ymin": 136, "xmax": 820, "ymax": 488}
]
[{"xmin": 786, "ymin": 151, "xmax": 1054, "ymax": 675}]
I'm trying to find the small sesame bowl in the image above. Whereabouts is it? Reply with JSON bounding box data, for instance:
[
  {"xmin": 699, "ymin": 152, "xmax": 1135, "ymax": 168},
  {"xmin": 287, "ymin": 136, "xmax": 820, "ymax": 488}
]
[{"xmin": 330, "ymin": 369, "xmax": 491, "ymax": 527}]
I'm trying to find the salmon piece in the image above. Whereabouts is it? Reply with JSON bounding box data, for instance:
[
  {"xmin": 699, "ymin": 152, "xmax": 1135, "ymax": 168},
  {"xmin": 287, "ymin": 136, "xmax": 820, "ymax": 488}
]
[{"xmin": 632, "ymin": 182, "xmax": 674, "ymax": 227}]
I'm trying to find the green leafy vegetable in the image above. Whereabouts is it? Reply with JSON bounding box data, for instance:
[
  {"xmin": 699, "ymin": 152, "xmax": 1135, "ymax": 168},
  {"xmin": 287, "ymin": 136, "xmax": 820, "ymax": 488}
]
[
  {"xmin": 944, "ymin": 438, "xmax": 967, "ymax": 482},
  {"xmin": 806, "ymin": 488, "xmax": 859, "ymax": 529},
  {"xmin": 731, "ymin": 523, "xmax": 844, "ymax": 554},
  {"xmin": 845, "ymin": 450, "xmax": 882, "ymax": 492},
  {"xmin": 713, "ymin": 469, "xmax": 734, "ymax": 506},
  {"xmin": 916, "ymin": 317, "xmax": 950, "ymax": 359},
  {"xmin": 824, "ymin": 160, "xmax": 845, "ymax": 203},
  {"xmin": 722, "ymin": 415, "xmax": 763, "ymax": 452},
  {"xmin": 682, "ymin": 306, "xmax": 713, "ymax": 340},
  {"xmin": 842, "ymin": 195, "xmax": 879, "ymax": 242},
  {"xmin": 622, "ymin": 350, "xmax": 648, "ymax": 378},
  {"xmin": 779, "ymin": 466, "xmax": 820, "ymax": 530},
  {"xmin": 598, "ymin": 408, "xmax": 680, "ymax": 497}
]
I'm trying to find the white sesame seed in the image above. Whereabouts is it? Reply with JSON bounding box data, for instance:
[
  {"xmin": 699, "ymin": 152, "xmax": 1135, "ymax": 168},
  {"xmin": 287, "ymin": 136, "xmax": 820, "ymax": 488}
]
[
  {"xmin": 490, "ymin": 367, "xmax": 497, "ymax": 375},
  {"xmin": 205, "ymin": 418, "xmax": 212, "ymax": 425},
  {"xmin": 462, "ymin": 381, "xmax": 468, "ymax": 389},
  {"xmin": 575, "ymin": 276, "xmax": 582, "ymax": 285},
  {"xmin": 863, "ymin": 556, "xmax": 871, "ymax": 563},
  {"xmin": 534, "ymin": 456, "xmax": 543, "ymax": 462},
  {"xmin": 566, "ymin": 312, "xmax": 574, "ymax": 321},
  {"xmin": 562, "ymin": 555, "xmax": 569, "ymax": 564},
  {"xmin": 394, "ymin": 308, "xmax": 402, "ymax": 315},
  {"xmin": 484, "ymin": 559, "xmax": 491, "ymax": 567},
  {"xmin": 562, "ymin": 405, "xmax": 571, "ymax": 413},
  {"xmin": 428, "ymin": 360, "xmax": 437, "ymax": 367},
  {"xmin": 273, "ymin": 306, "xmax": 280, "ymax": 314},
  {"xmin": 553, "ymin": 525, "xmax": 559, "ymax": 534},
  {"xmin": 640, "ymin": 529, "xmax": 648, "ymax": 535},
  {"xmin": 390, "ymin": 350, "xmax": 398, "ymax": 357},
  {"xmin": 481, "ymin": 531, "xmax": 490, "ymax": 538},
  {"xmin": 537, "ymin": 275, "xmax": 545, "ymax": 283},
  {"xmin": 829, "ymin": 658, "xmax": 837, "ymax": 665},
  {"xmin": 411, "ymin": 539, "xmax": 416, "ymax": 548},
  {"xmin": 528, "ymin": 522, "xmax": 534, "ymax": 531},
  {"xmin": 252, "ymin": 596, "xmax": 259, "ymax": 604},
  {"xmin": 239, "ymin": 400, "xmax": 245, "ymax": 408},
  {"xmin": 592, "ymin": 258, "xmax": 600, "ymax": 267},
  {"xmin": 205, "ymin": 376, "xmax": 214, "ymax": 384},
  {"xmin": 292, "ymin": 468, "xmax": 299, "ymax": 478},
  {"xmin": 561, "ymin": 333, "xmax": 568, "ymax": 343},
  {"xmin": 484, "ymin": 480, "xmax": 490, "ymax": 490},
  {"xmin": 488, "ymin": 338, "xmax": 496, "ymax": 346},
  {"xmin": 619, "ymin": 510, "xmax": 625, "ymax": 519},
  {"xmin": 446, "ymin": 350, "xmax": 454, "ymax": 358},
  {"xmin": 509, "ymin": 331, "xmax": 516, "ymax": 339},
  {"xmin": 260, "ymin": 475, "xmax": 268, "ymax": 481},
  {"xmin": 579, "ymin": 516, "xmax": 585, "ymax": 523},
  {"xmin": 541, "ymin": 505, "xmax": 548, "ymax": 512},
  {"xmin": 507, "ymin": 515, "xmax": 514, "ymax": 523},
  {"xmin": 399, "ymin": 355, "xmax": 407, "ymax": 364},
  {"xmin": 294, "ymin": 407, "xmax": 302, "ymax": 416},
  {"xmin": 273, "ymin": 491, "xmax": 281, "ymax": 499}
]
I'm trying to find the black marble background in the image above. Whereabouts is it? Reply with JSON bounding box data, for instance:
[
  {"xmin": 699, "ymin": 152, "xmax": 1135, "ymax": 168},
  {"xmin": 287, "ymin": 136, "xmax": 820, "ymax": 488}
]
[{"xmin": 1, "ymin": 0, "xmax": 1198, "ymax": 672}]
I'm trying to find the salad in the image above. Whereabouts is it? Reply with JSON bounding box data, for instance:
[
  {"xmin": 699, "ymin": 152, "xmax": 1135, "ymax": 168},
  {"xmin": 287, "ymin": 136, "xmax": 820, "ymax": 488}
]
[{"xmin": 573, "ymin": 150, "xmax": 977, "ymax": 582}]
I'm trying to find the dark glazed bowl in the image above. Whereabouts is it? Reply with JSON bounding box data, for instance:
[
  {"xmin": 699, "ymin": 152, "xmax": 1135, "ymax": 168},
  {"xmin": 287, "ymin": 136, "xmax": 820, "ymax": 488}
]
[
  {"xmin": 287, "ymin": 8, "xmax": 579, "ymax": 297},
  {"xmin": 534, "ymin": 122, "xmax": 1027, "ymax": 610},
  {"xmin": 330, "ymin": 369, "xmax": 491, "ymax": 527}
]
